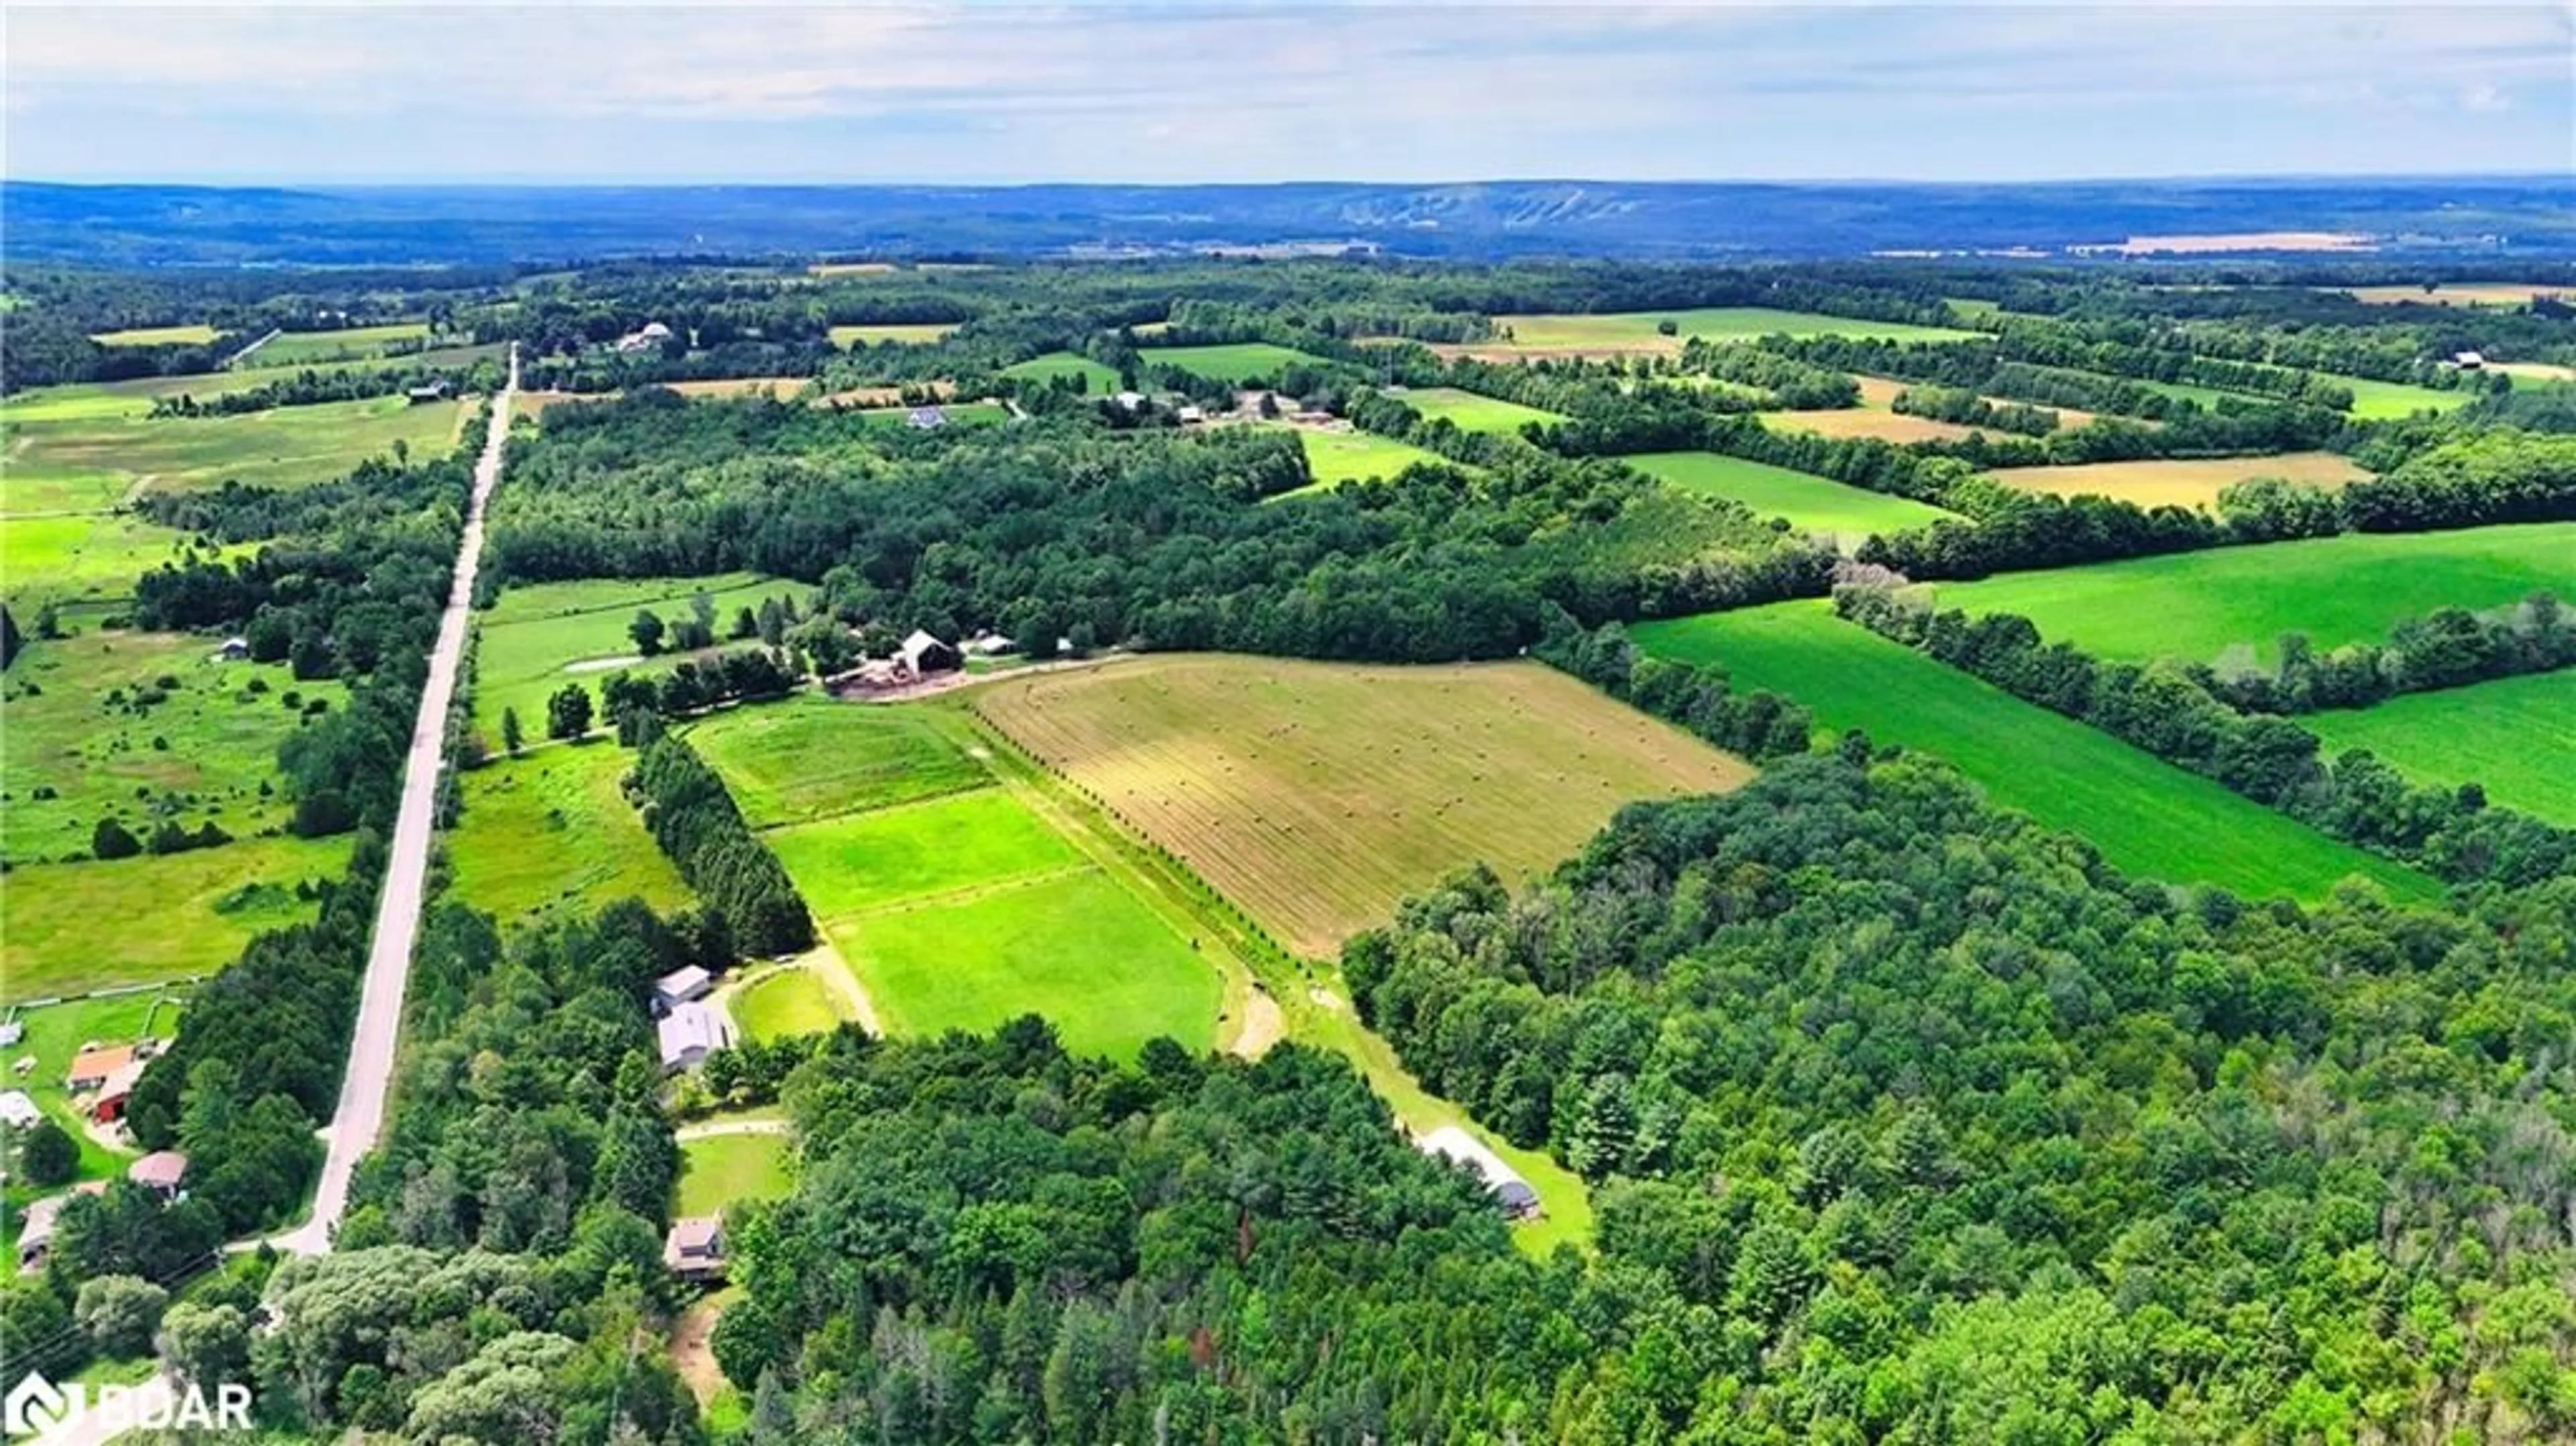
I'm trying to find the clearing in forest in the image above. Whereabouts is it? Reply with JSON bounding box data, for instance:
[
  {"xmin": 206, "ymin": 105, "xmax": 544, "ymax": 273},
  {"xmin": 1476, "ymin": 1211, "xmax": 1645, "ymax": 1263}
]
[
  {"xmin": 2339, "ymin": 282, "xmax": 2567, "ymax": 308},
  {"xmin": 89, "ymin": 323, "xmax": 221, "ymax": 347},
  {"xmin": 1631, "ymin": 602, "xmax": 2435, "ymax": 903},
  {"xmin": 1928, "ymin": 522, "xmax": 2576, "ymax": 665},
  {"xmin": 1626, "ymin": 451, "xmax": 1958, "ymax": 547},
  {"xmin": 1395, "ymin": 386, "xmax": 1562, "ymax": 434},
  {"xmin": 1273, "ymin": 427, "xmax": 1453, "ymax": 494},
  {"xmin": 4, "ymin": 394, "xmax": 468, "ymax": 503},
  {"xmin": 253, "ymin": 322, "xmax": 434, "ymax": 366},
  {"xmin": 2304, "ymin": 670, "xmax": 2576, "ymax": 828},
  {"xmin": 976, "ymin": 654, "xmax": 1754, "ymax": 957},
  {"xmin": 1980, "ymin": 451, "xmax": 2371, "ymax": 509},
  {"xmin": 1001, "ymin": 352, "xmax": 1122, "ymax": 394}
]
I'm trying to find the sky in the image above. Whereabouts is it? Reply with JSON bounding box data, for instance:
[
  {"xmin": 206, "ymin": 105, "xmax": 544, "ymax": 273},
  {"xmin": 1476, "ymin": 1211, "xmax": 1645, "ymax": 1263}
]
[{"xmin": 5, "ymin": 3, "xmax": 2571, "ymax": 186}]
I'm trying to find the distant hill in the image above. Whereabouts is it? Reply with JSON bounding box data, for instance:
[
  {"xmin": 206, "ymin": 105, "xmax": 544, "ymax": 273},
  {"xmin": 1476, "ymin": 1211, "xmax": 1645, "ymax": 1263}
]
[{"xmin": 7, "ymin": 176, "xmax": 2573, "ymax": 266}]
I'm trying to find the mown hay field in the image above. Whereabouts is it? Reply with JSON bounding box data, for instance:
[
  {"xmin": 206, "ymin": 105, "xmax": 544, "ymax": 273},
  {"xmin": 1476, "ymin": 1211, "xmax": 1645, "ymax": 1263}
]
[
  {"xmin": 1495, "ymin": 309, "xmax": 1983, "ymax": 353},
  {"xmin": 1626, "ymin": 451, "xmax": 1958, "ymax": 547},
  {"xmin": 254, "ymin": 321, "xmax": 433, "ymax": 366},
  {"xmin": 1001, "ymin": 351, "xmax": 1121, "ymax": 394},
  {"xmin": 1278, "ymin": 427, "xmax": 1452, "ymax": 493},
  {"xmin": 4, "ymin": 394, "xmax": 468, "ymax": 504},
  {"xmin": 1396, "ymin": 386, "xmax": 1562, "ymax": 434},
  {"xmin": 1760, "ymin": 407, "xmax": 1974, "ymax": 443},
  {"xmin": 1980, "ymin": 450, "xmax": 2371, "ymax": 509},
  {"xmin": 2, "ymin": 832, "xmax": 352, "ymax": 1001},
  {"xmin": 89, "ymin": 323, "xmax": 220, "ymax": 347},
  {"xmin": 976, "ymin": 654, "xmax": 1754, "ymax": 956},
  {"xmin": 2304, "ymin": 670, "xmax": 2576, "ymax": 828},
  {"xmin": 1929, "ymin": 522, "xmax": 2576, "ymax": 665},
  {"xmin": 1631, "ymin": 602, "xmax": 2435, "ymax": 903},
  {"xmin": 830, "ymin": 323, "xmax": 958, "ymax": 347},
  {"xmin": 1141, "ymin": 342, "xmax": 1330, "ymax": 383}
]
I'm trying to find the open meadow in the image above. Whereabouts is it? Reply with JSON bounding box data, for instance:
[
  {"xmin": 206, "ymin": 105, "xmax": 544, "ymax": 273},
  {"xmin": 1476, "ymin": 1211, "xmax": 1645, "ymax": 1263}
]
[
  {"xmin": 1632, "ymin": 602, "xmax": 2436, "ymax": 902},
  {"xmin": 1982, "ymin": 450, "xmax": 2372, "ymax": 508},
  {"xmin": 1496, "ymin": 308, "xmax": 1983, "ymax": 353},
  {"xmin": 1626, "ymin": 451, "xmax": 1959, "ymax": 545},
  {"xmin": 2329, "ymin": 374, "xmax": 2477, "ymax": 419},
  {"xmin": 977, "ymin": 654, "xmax": 1754, "ymax": 956},
  {"xmin": 1, "ymin": 516, "xmax": 240, "ymax": 610},
  {"xmin": 2303, "ymin": 670, "xmax": 2576, "ymax": 828},
  {"xmin": 0, "ymin": 346, "xmax": 501, "ymax": 427},
  {"xmin": 1276, "ymin": 427, "xmax": 1452, "ymax": 493},
  {"xmin": 1, "ymin": 629, "xmax": 347, "ymax": 863},
  {"xmin": 2, "ymin": 832, "xmax": 352, "ymax": 1001},
  {"xmin": 829, "ymin": 323, "xmax": 958, "ymax": 346},
  {"xmin": 1141, "ymin": 342, "xmax": 1330, "ymax": 383},
  {"xmin": 1001, "ymin": 351, "xmax": 1122, "ymax": 394},
  {"xmin": 470, "ymin": 572, "xmax": 806, "ymax": 735},
  {"xmin": 1927, "ymin": 521, "xmax": 2576, "ymax": 664},
  {"xmin": 88, "ymin": 323, "xmax": 220, "ymax": 347},
  {"xmin": 682, "ymin": 693, "xmax": 985, "ymax": 827},
  {"xmin": 447, "ymin": 741, "xmax": 692, "ymax": 928},
  {"xmin": 1395, "ymin": 386, "xmax": 1562, "ymax": 434},
  {"xmin": 5, "ymin": 394, "xmax": 468, "ymax": 504},
  {"xmin": 724, "ymin": 960, "xmax": 856, "ymax": 1042},
  {"xmin": 2339, "ymin": 282, "xmax": 2568, "ymax": 308},
  {"xmin": 253, "ymin": 321, "xmax": 433, "ymax": 366}
]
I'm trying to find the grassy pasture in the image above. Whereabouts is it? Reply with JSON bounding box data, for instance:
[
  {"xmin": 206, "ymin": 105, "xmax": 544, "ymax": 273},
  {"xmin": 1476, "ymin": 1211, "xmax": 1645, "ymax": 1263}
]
[
  {"xmin": 5, "ymin": 395, "xmax": 467, "ymax": 504},
  {"xmin": 1627, "ymin": 451, "xmax": 1958, "ymax": 547},
  {"xmin": 447, "ymin": 742, "xmax": 691, "ymax": 928},
  {"xmin": 2304, "ymin": 671, "xmax": 2576, "ymax": 828},
  {"xmin": 253, "ymin": 322, "xmax": 433, "ymax": 366},
  {"xmin": 829, "ymin": 323, "xmax": 958, "ymax": 347},
  {"xmin": 2329, "ymin": 374, "xmax": 2477, "ymax": 419},
  {"xmin": 1274, "ymin": 427, "xmax": 1452, "ymax": 494},
  {"xmin": 682, "ymin": 695, "xmax": 987, "ymax": 827},
  {"xmin": 727, "ymin": 964, "xmax": 853, "ymax": 1042},
  {"xmin": 1981, "ymin": 451, "xmax": 2371, "ymax": 509},
  {"xmin": 674, "ymin": 1131, "xmax": 793, "ymax": 1217},
  {"xmin": 1497, "ymin": 309, "xmax": 1984, "ymax": 352},
  {"xmin": 1002, "ymin": 352, "xmax": 1122, "ymax": 394},
  {"xmin": 1631, "ymin": 602, "xmax": 2434, "ymax": 902},
  {"xmin": 1141, "ymin": 343, "xmax": 1330, "ymax": 384},
  {"xmin": 2, "ymin": 833, "xmax": 352, "ymax": 1002},
  {"xmin": 2, "ymin": 630, "xmax": 347, "ymax": 863},
  {"xmin": 1929, "ymin": 522, "xmax": 2576, "ymax": 665},
  {"xmin": 1, "ymin": 347, "xmax": 502, "ymax": 427},
  {"xmin": 2, "ymin": 515, "xmax": 241, "ymax": 608},
  {"xmin": 1397, "ymin": 387, "xmax": 1563, "ymax": 435},
  {"xmin": 470, "ymin": 573, "xmax": 804, "ymax": 736},
  {"xmin": 89, "ymin": 324, "xmax": 220, "ymax": 347},
  {"xmin": 978, "ymin": 654, "xmax": 1754, "ymax": 956},
  {"xmin": 767, "ymin": 788, "xmax": 1083, "ymax": 917}
]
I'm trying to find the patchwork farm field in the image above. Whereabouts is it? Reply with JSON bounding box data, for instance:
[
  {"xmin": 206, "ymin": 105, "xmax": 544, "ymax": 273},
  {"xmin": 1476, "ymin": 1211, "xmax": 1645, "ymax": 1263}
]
[
  {"xmin": 1, "ymin": 832, "xmax": 352, "ymax": 1002},
  {"xmin": 1396, "ymin": 387, "xmax": 1563, "ymax": 434},
  {"xmin": 447, "ymin": 742, "xmax": 692, "ymax": 928},
  {"xmin": 1279, "ymin": 427, "xmax": 1452, "ymax": 492},
  {"xmin": 1632, "ymin": 602, "xmax": 2436, "ymax": 903},
  {"xmin": 1142, "ymin": 342, "xmax": 1329, "ymax": 383},
  {"xmin": 1, "ymin": 347, "xmax": 502, "ymax": 427},
  {"xmin": 2340, "ymin": 282, "xmax": 2567, "ymax": 308},
  {"xmin": 252, "ymin": 321, "xmax": 433, "ymax": 366},
  {"xmin": 2329, "ymin": 374, "xmax": 2476, "ymax": 420},
  {"xmin": 5, "ymin": 394, "xmax": 468, "ymax": 502},
  {"xmin": 829, "ymin": 323, "xmax": 958, "ymax": 346},
  {"xmin": 1929, "ymin": 522, "xmax": 2576, "ymax": 665},
  {"xmin": 688, "ymin": 695, "xmax": 1222, "ymax": 1060},
  {"xmin": 1495, "ymin": 309, "xmax": 1984, "ymax": 351},
  {"xmin": 977, "ymin": 654, "xmax": 1754, "ymax": 956},
  {"xmin": 470, "ymin": 572, "xmax": 806, "ymax": 735},
  {"xmin": 1761, "ymin": 408, "xmax": 1974, "ymax": 443},
  {"xmin": 2304, "ymin": 671, "xmax": 2576, "ymax": 828},
  {"xmin": 1626, "ymin": 451, "xmax": 1957, "ymax": 545},
  {"xmin": 1002, "ymin": 351, "xmax": 1122, "ymax": 394},
  {"xmin": 1982, "ymin": 451, "xmax": 2371, "ymax": 508},
  {"xmin": 1, "ymin": 630, "xmax": 347, "ymax": 863},
  {"xmin": 89, "ymin": 323, "xmax": 220, "ymax": 347}
]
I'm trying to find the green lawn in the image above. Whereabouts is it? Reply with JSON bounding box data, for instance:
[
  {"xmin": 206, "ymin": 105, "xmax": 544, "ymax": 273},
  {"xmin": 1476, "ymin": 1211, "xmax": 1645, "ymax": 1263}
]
[
  {"xmin": 447, "ymin": 743, "xmax": 691, "ymax": 928},
  {"xmin": 1276, "ymin": 428, "xmax": 1453, "ymax": 493},
  {"xmin": 1625, "ymin": 451, "xmax": 1959, "ymax": 547},
  {"xmin": 470, "ymin": 573, "xmax": 806, "ymax": 736},
  {"xmin": 1140, "ymin": 343, "xmax": 1330, "ymax": 384},
  {"xmin": 1632, "ymin": 602, "xmax": 2436, "ymax": 903},
  {"xmin": 1397, "ymin": 387, "xmax": 1564, "ymax": 434},
  {"xmin": 1001, "ymin": 352, "xmax": 1122, "ymax": 395},
  {"xmin": 674, "ymin": 1131, "xmax": 793, "ymax": 1217},
  {"xmin": 2, "ymin": 629, "xmax": 349, "ymax": 863},
  {"xmin": 2, "ymin": 833, "xmax": 352, "ymax": 1001},
  {"xmin": 828, "ymin": 868, "xmax": 1220, "ymax": 1060},
  {"xmin": 680, "ymin": 694, "xmax": 987, "ymax": 828},
  {"xmin": 829, "ymin": 323, "xmax": 957, "ymax": 347},
  {"xmin": 767, "ymin": 787, "xmax": 1082, "ymax": 916},
  {"xmin": 252, "ymin": 322, "xmax": 435, "ymax": 366},
  {"xmin": 89, "ymin": 323, "xmax": 220, "ymax": 347},
  {"xmin": 3, "ymin": 394, "xmax": 466, "ymax": 503},
  {"xmin": 0, "ymin": 993, "xmax": 186, "ymax": 1235},
  {"xmin": 1497, "ymin": 309, "xmax": 1985, "ymax": 348},
  {"xmin": 2305, "ymin": 671, "xmax": 2576, "ymax": 827},
  {"xmin": 1929, "ymin": 522, "xmax": 2576, "ymax": 665},
  {"xmin": 727, "ymin": 965, "xmax": 853, "ymax": 1042}
]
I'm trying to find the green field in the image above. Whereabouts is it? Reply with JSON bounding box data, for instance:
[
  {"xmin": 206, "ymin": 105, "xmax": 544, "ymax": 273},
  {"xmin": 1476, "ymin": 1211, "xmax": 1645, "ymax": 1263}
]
[
  {"xmin": 89, "ymin": 323, "xmax": 220, "ymax": 347},
  {"xmin": 674, "ymin": 1131, "xmax": 793, "ymax": 1217},
  {"xmin": 1002, "ymin": 351, "xmax": 1122, "ymax": 394},
  {"xmin": 470, "ymin": 573, "xmax": 806, "ymax": 736},
  {"xmin": 1929, "ymin": 522, "xmax": 2576, "ymax": 665},
  {"xmin": 1633, "ymin": 602, "xmax": 2436, "ymax": 902},
  {"xmin": 252, "ymin": 322, "xmax": 433, "ymax": 366},
  {"xmin": 853, "ymin": 401, "xmax": 1008, "ymax": 428},
  {"xmin": 767, "ymin": 788, "xmax": 1083, "ymax": 916},
  {"xmin": 1277, "ymin": 427, "xmax": 1453, "ymax": 492},
  {"xmin": 1397, "ymin": 387, "xmax": 1564, "ymax": 434},
  {"xmin": 1140, "ymin": 342, "xmax": 1329, "ymax": 384},
  {"xmin": 1, "ymin": 515, "xmax": 242, "ymax": 608},
  {"xmin": 447, "ymin": 742, "xmax": 692, "ymax": 928},
  {"xmin": 2326, "ymin": 373, "xmax": 2478, "ymax": 420},
  {"xmin": 2, "ymin": 629, "xmax": 348, "ymax": 863},
  {"xmin": 1497, "ymin": 309, "xmax": 1984, "ymax": 349},
  {"xmin": 727, "ymin": 964, "xmax": 853, "ymax": 1042},
  {"xmin": 682, "ymin": 695, "xmax": 987, "ymax": 827},
  {"xmin": 2305, "ymin": 671, "xmax": 2576, "ymax": 827},
  {"xmin": 1, "ymin": 832, "xmax": 352, "ymax": 1002},
  {"xmin": 829, "ymin": 323, "xmax": 958, "ymax": 347},
  {"xmin": 1626, "ymin": 451, "xmax": 1959, "ymax": 546},
  {"xmin": 0, "ymin": 992, "xmax": 186, "ymax": 1230},
  {"xmin": 4, "ymin": 394, "xmax": 466, "ymax": 504},
  {"xmin": 1, "ymin": 346, "xmax": 502, "ymax": 427}
]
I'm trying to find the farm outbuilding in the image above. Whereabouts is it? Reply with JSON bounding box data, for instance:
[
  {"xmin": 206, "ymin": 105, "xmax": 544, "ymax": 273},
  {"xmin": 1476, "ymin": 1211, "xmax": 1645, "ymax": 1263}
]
[
  {"xmin": 653, "ymin": 964, "xmax": 714, "ymax": 1016},
  {"xmin": 1415, "ymin": 1125, "xmax": 1541, "ymax": 1219},
  {"xmin": 129, "ymin": 1150, "xmax": 189, "ymax": 1199},
  {"xmin": 897, "ymin": 630, "xmax": 959, "ymax": 677},
  {"xmin": 657, "ymin": 1001, "xmax": 731, "ymax": 1074}
]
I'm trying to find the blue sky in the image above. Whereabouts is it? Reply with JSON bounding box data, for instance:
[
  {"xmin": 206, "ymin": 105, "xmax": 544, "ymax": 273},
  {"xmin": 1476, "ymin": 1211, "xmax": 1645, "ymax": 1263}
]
[{"xmin": 6, "ymin": 3, "xmax": 2570, "ymax": 184}]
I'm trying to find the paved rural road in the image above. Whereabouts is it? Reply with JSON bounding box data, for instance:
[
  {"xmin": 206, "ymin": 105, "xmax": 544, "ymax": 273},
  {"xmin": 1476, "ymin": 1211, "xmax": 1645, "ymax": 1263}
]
[
  {"xmin": 31, "ymin": 353, "xmax": 518, "ymax": 1446},
  {"xmin": 278, "ymin": 348, "xmax": 519, "ymax": 1255}
]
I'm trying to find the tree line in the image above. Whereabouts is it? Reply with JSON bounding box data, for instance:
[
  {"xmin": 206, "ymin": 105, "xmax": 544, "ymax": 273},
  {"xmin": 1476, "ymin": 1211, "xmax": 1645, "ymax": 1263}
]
[{"xmin": 627, "ymin": 735, "xmax": 814, "ymax": 958}]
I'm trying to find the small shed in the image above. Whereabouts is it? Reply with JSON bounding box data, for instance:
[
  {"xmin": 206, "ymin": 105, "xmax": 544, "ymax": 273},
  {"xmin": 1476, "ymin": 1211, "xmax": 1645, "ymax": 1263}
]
[
  {"xmin": 128, "ymin": 1150, "xmax": 189, "ymax": 1199},
  {"xmin": 405, "ymin": 380, "xmax": 451, "ymax": 405},
  {"xmin": 1415, "ymin": 1125, "xmax": 1541, "ymax": 1220},
  {"xmin": 2452, "ymin": 350, "xmax": 2486, "ymax": 370},
  {"xmin": 664, "ymin": 1216, "xmax": 727, "ymax": 1282},
  {"xmin": 213, "ymin": 636, "xmax": 252, "ymax": 661},
  {"xmin": 1175, "ymin": 404, "xmax": 1205, "ymax": 425},
  {"xmin": 653, "ymin": 965, "xmax": 714, "ymax": 1016},
  {"xmin": 897, "ymin": 629, "xmax": 959, "ymax": 677}
]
